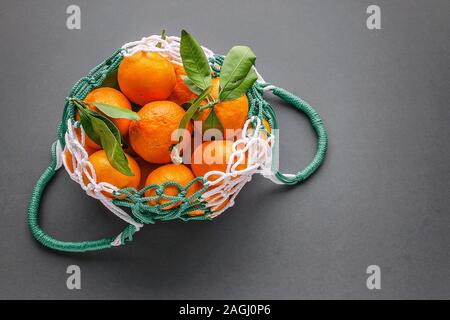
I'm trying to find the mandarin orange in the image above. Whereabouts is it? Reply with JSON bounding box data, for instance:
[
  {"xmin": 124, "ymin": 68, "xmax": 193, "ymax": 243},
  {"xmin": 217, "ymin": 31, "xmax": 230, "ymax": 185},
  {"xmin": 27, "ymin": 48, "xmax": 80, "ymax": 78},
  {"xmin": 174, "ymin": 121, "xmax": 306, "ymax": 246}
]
[
  {"xmin": 118, "ymin": 52, "xmax": 176, "ymax": 105},
  {"xmin": 168, "ymin": 64, "xmax": 198, "ymax": 106},
  {"xmin": 128, "ymin": 101, "xmax": 191, "ymax": 164},
  {"xmin": 191, "ymin": 140, "xmax": 247, "ymax": 181},
  {"xmin": 76, "ymin": 87, "xmax": 132, "ymax": 149},
  {"xmin": 144, "ymin": 164, "xmax": 199, "ymax": 210},
  {"xmin": 83, "ymin": 150, "xmax": 141, "ymax": 198},
  {"xmin": 194, "ymin": 78, "xmax": 249, "ymax": 140}
]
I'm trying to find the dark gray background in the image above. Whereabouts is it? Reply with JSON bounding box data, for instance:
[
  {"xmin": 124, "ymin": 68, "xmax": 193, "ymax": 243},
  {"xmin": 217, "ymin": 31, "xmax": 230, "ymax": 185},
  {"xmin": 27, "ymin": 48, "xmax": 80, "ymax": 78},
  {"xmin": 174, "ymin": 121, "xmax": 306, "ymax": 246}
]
[{"xmin": 0, "ymin": 0, "xmax": 449, "ymax": 299}]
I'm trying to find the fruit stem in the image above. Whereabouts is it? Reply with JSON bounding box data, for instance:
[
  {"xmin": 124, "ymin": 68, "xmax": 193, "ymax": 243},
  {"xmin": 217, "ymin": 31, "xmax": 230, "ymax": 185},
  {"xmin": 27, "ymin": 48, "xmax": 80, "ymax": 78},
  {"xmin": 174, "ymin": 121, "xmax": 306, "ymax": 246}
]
[
  {"xmin": 198, "ymin": 100, "xmax": 218, "ymax": 111},
  {"xmin": 70, "ymin": 98, "xmax": 87, "ymax": 111},
  {"xmin": 156, "ymin": 29, "xmax": 167, "ymax": 48}
]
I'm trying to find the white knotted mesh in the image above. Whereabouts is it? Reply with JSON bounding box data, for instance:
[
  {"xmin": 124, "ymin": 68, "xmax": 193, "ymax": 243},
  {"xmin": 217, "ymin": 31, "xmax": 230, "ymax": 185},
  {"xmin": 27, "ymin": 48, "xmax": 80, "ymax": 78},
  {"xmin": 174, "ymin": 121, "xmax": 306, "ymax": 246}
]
[
  {"xmin": 61, "ymin": 122, "xmax": 143, "ymax": 229},
  {"xmin": 121, "ymin": 35, "xmax": 215, "ymax": 66},
  {"xmin": 200, "ymin": 117, "xmax": 274, "ymax": 217},
  {"xmin": 61, "ymin": 35, "xmax": 275, "ymax": 239}
]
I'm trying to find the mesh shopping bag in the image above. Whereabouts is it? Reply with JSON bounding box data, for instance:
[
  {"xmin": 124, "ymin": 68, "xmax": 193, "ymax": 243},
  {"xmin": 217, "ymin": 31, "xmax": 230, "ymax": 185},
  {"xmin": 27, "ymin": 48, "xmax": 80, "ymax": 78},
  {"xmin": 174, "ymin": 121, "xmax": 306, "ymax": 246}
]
[{"xmin": 28, "ymin": 34, "xmax": 328, "ymax": 252}]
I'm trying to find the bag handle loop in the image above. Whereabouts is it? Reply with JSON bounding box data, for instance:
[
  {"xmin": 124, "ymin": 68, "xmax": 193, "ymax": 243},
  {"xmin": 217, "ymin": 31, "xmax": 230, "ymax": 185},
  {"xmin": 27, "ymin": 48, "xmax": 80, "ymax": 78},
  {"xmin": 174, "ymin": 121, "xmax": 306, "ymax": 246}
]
[
  {"xmin": 264, "ymin": 86, "xmax": 328, "ymax": 185},
  {"xmin": 28, "ymin": 141, "xmax": 136, "ymax": 252}
]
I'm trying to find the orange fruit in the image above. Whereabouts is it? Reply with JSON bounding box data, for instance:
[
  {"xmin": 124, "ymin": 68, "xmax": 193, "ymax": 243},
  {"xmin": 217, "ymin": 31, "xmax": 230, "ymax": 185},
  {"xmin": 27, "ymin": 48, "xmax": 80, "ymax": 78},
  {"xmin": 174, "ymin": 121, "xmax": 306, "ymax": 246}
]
[
  {"xmin": 65, "ymin": 129, "xmax": 98, "ymax": 173},
  {"xmin": 168, "ymin": 64, "xmax": 197, "ymax": 106},
  {"xmin": 135, "ymin": 157, "xmax": 160, "ymax": 190},
  {"xmin": 144, "ymin": 164, "xmax": 199, "ymax": 210},
  {"xmin": 75, "ymin": 127, "xmax": 100, "ymax": 150},
  {"xmin": 190, "ymin": 140, "xmax": 246, "ymax": 215},
  {"xmin": 123, "ymin": 135, "xmax": 138, "ymax": 157},
  {"xmin": 189, "ymin": 140, "xmax": 249, "ymax": 216},
  {"xmin": 118, "ymin": 52, "xmax": 176, "ymax": 106},
  {"xmin": 84, "ymin": 88, "xmax": 132, "ymax": 136},
  {"xmin": 191, "ymin": 140, "xmax": 247, "ymax": 181},
  {"xmin": 83, "ymin": 150, "xmax": 141, "ymax": 198},
  {"xmin": 64, "ymin": 149, "xmax": 76, "ymax": 173},
  {"xmin": 262, "ymin": 119, "xmax": 271, "ymax": 134},
  {"xmin": 194, "ymin": 78, "xmax": 249, "ymax": 140},
  {"xmin": 64, "ymin": 144, "xmax": 96, "ymax": 174},
  {"xmin": 128, "ymin": 101, "xmax": 192, "ymax": 164},
  {"xmin": 189, "ymin": 139, "xmax": 249, "ymax": 217},
  {"xmin": 76, "ymin": 87, "xmax": 132, "ymax": 149}
]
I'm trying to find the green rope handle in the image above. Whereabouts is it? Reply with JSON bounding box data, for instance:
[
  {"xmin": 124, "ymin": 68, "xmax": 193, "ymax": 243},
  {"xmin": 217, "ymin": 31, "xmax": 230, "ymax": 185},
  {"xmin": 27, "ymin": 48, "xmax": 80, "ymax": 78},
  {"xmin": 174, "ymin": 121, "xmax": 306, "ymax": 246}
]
[
  {"xmin": 265, "ymin": 86, "xmax": 328, "ymax": 185},
  {"xmin": 28, "ymin": 141, "xmax": 137, "ymax": 252}
]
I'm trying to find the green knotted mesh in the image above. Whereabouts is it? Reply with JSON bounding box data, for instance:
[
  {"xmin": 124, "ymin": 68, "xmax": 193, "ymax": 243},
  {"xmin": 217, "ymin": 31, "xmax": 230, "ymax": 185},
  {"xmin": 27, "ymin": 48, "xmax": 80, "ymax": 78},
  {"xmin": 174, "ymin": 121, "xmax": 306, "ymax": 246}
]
[{"xmin": 28, "ymin": 48, "xmax": 328, "ymax": 252}]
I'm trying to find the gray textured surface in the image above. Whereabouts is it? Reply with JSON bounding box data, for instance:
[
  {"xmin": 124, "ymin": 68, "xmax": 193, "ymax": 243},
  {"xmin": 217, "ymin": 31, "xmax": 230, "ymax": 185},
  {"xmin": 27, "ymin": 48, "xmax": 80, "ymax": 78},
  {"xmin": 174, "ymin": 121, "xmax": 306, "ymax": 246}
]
[{"xmin": 0, "ymin": 0, "xmax": 449, "ymax": 299}]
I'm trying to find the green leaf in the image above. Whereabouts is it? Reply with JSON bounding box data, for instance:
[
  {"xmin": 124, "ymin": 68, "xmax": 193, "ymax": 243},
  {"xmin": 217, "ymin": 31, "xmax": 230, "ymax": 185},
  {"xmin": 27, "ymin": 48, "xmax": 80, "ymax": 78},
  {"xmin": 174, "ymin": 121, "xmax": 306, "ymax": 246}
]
[
  {"xmin": 78, "ymin": 108, "xmax": 101, "ymax": 146},
  {"xmin": 191, "ymin": 109, "xmax": 201, "ymax": 121},
  {"xmin": 181, "ymin": 75, "xmax": 203, "ymax": 95},
  {"xmin": 180, "ymin": 30, "xmax": 212, "ymax": 90},
  {"xmin": 101, "ymin": 69, "xmax": 120, "ymax": 90},
  {"xmin": 218, "ymin": 46, "xmax": 256, "ymax": 101},
  {"xmin": 176, "ymin": 86, "xmax": 211, "ymax": 142},
  {"xmin": 86, "ymin": 110, "xmax": 122, "ymax": 143},
  {"xmin": 89, "ymin": 116, "xmax": 134, "ymax": 176},
  {"xmin": 75, "ymin": 102, "xmax": 133, "ymax": 176},
  {"xmin": 74, "ymin": 98, "xmax": 125, "ymax": 145},
  {"xmin": 202, "ymin": 108, "xmax": 223, "ymax": 134},
  {"xmin": 219, "ymin": 67, "xmax": 257, "ymax": 101},
  {"xmin": 88, "ymin": 102, "xmax": 140, "ymax": 120}
]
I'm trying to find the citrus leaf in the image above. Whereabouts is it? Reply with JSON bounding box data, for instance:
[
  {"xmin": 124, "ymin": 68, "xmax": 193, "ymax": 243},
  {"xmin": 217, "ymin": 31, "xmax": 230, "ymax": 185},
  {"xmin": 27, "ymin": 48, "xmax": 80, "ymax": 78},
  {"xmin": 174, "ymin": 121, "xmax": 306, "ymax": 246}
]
[
  {"xmin": 176, "ymin": 86, "xmax": 211, "ymax": 142},
  {"xmin": 202, "ymin": 108, "xmax": 223, "ymax": 134},
  {"xmin": 191, "ymin": 110, "xmax": 201, "ymax": 121},
  {"xmin": 86, "ymin": 110, "xmax": 122, "ymax": 143},
  {"xmin": 180, "ymin": 30, "xmax": 212, "ymax": 90},
  {"xmin": 218, "ymin": 46, "xmax": 256, "ymax": 101},
  {"xmin": 88, "ymin": 102, "xmax": 140, "ymax": 120},
  {"xmin": 181, "ymin": 75, "xmax": 203, "ymax": 95},
  {"xmin": 76, "ymin": 105, "xmax": 132, "ymax": 176},
  {"xmin": 73, "ymin": 99, "xmax": 122, "ymax": 146},
  {"xmin": 78, "ymin": 108, "xmax": 101, "ymax": 146},
  {"xmin": 219, "ymin": 67, "xmax": 257, "ymax": 101},
  {"xmin": 89, "ymin": 116, "xmax": 134, "ymax": 176}
]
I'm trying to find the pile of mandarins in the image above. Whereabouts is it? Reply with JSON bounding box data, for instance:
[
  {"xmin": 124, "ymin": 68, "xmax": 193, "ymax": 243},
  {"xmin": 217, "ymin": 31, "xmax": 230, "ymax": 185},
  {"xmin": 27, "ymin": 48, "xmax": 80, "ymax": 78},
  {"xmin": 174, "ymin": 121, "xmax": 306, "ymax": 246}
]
[{"xmin": 67, "ymin": 47, "xmax": 263, "ymax": 214}]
